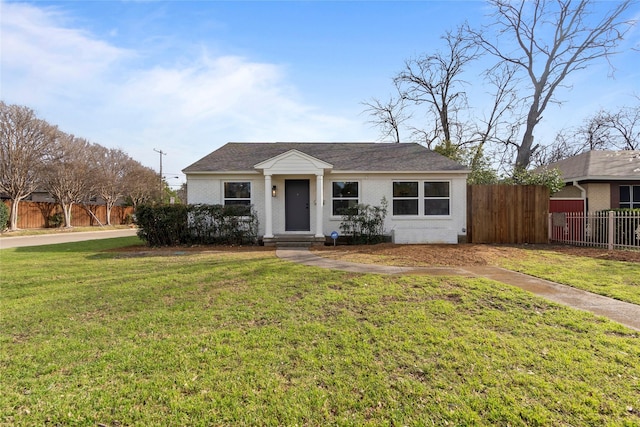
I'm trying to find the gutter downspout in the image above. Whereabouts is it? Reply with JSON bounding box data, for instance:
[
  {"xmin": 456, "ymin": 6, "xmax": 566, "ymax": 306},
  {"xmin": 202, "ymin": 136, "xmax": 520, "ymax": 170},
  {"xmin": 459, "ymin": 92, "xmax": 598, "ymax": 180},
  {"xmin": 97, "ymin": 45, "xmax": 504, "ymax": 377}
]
[{"xmin": 573, "ymin": 181, "xmax": 587, "ymax": 212}]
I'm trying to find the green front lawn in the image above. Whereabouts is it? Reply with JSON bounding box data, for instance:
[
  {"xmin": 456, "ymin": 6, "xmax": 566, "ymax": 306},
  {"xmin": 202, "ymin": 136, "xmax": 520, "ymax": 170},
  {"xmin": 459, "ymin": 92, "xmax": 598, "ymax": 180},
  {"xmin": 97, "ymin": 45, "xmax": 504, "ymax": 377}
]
[
  {"xmin": 499, "ymin": 250, "xmax": 640, "ymax": 305},
  {"xmin": 1, "ymin": 238, "xmax": 639, "ymax": 426}
]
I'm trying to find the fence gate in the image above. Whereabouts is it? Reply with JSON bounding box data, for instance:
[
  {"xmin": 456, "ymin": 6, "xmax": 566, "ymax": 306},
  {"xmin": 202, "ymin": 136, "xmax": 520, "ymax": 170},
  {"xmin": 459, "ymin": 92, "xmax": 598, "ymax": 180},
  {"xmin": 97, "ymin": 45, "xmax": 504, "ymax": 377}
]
[{"xmin": 467, "ymin": 185, "xmax": 549, "ymax": 244}]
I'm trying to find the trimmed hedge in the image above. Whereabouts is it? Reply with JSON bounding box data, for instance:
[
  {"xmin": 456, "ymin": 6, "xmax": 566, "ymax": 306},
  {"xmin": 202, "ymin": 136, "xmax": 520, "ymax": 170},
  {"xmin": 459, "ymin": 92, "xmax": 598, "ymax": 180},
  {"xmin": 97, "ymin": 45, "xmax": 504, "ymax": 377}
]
[{"xmin": 135, "ymin": 204, "xmax": 259, "ymax": 247}]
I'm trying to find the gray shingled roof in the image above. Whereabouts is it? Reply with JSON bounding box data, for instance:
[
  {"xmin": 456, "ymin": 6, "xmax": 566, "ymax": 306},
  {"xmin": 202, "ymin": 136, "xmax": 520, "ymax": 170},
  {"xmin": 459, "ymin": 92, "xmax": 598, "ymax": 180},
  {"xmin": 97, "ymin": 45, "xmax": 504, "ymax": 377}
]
[
  {"xmin": 183, "ymin": 142, "xmax": 468, "ymax": 173},
  {"xmin": 545, "ymin": 150, "xmax": 640, "ymax": 181}
]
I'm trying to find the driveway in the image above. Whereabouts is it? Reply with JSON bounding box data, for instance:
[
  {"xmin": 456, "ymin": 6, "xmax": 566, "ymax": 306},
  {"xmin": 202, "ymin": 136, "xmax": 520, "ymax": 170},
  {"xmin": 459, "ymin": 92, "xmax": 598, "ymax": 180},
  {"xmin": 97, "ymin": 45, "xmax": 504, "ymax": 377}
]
[{"xmin": 0, "ymin": 228, "xmax": 139, "ymax": 249}]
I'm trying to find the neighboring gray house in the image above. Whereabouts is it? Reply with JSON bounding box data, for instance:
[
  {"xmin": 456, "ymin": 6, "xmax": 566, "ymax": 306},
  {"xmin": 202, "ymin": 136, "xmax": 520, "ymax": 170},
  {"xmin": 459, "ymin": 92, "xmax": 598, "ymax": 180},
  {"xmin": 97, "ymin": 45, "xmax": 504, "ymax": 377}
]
[
  {"xmin": 546, "ymin": 150, "xmax": 640, "ymax": 213},
  {"xmin": 183, "ymin": 142, "xmax": 469, "ymax": 245}
]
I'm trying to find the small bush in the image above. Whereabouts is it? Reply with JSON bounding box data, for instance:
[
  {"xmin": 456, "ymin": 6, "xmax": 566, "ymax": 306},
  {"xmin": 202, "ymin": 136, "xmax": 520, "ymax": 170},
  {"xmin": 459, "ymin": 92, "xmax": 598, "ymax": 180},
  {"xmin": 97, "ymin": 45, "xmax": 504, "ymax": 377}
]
[
  {"xmin": 135, "ymin": 204, "xmax": 189, "ymax": 246},
  {"xmin": 0, "ymin": 202, "xmax": 9, "ymax": 231},
  {"xmin": 135, "ymin": 204, "xmax": 259, "ymax": 247},
  {"xmin": 339, "ymin": 197, "xmax": 388, "ymax": 244},
  {"xmin": 48, "ymin": 212, "xmax": 64, "ymax": 228}
]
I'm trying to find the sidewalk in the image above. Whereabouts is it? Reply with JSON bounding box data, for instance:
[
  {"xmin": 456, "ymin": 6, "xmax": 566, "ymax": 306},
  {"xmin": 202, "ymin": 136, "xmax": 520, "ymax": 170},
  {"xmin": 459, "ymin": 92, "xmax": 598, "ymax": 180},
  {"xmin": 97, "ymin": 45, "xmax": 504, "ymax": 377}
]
[{"xmin": 276, "ymin": 248, "xmax": 640, "ymax": 331}]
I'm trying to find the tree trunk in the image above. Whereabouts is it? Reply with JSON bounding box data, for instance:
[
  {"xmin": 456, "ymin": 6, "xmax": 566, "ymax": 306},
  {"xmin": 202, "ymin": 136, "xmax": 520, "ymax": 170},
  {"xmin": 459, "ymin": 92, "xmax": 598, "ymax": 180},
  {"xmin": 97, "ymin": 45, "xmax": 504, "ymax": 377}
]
[
  {"xmin": 516, "ymin": 126, "xmax": 535, "ymax": 170},
  {"xmin": 515, "ymin": 95, "xmax": 542, "ymax": 170},
  {"xmin": 105, "ymin": 202, "xmax": 114, "ymax": 226},
  {"xmin": 9, "ymin": 198, "xmax": 22, "ymax": 230},
  {"xmin": 62, "ymin": 202, "xmax": 73, "ymax": 228}
]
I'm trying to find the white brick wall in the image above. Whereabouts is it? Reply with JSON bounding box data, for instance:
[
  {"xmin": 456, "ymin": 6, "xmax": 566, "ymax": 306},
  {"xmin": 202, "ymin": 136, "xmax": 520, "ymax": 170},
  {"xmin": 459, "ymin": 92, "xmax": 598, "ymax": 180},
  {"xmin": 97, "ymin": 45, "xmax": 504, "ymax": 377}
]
[
  {"xmin": 187, "ymin": 175, "xmax": 221, "ymax": 204},
  {"xmin": 186, "ymin": 172, "xmax": 468, "ymax": 243},
  {"xmin": 322, "ymin": 173, "xmax": 467, "ymax": 243}
]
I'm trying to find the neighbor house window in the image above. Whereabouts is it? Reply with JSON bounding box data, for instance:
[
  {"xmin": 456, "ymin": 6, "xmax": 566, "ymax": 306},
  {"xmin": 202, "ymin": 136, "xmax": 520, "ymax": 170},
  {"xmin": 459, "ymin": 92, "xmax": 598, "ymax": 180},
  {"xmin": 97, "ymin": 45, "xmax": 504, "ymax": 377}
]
[
  {"xmin": 332, "ymin": 181, "xmax": 359, "ymax": 215},
  {"xmin": 424, "ymin": 181, "xmax": 450, "ymax": 215},
  {"xmin": 620, "ymin": 185, "xmax": 640, "ymax": 209},
  {"xmin": 224, "ymin": 182, "xmax": 251, "ymax": 206},
  {"xmin": 393, "ymin": 181, "xmax": 418, "ymax": 215}
]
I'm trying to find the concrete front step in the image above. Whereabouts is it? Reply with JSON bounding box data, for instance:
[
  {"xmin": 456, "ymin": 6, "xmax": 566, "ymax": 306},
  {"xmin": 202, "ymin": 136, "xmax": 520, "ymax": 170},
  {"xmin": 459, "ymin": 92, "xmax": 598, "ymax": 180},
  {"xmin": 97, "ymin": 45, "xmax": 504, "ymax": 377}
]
[{"xmin": 263, "ymin": 235, "xmax": 326, "ymax": 247}]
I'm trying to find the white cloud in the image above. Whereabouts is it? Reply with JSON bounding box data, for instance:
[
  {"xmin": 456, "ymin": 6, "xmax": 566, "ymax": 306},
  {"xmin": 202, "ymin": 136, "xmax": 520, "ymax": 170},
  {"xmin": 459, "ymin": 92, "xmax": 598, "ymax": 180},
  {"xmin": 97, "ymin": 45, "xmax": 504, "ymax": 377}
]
[
  {"xmin": 0, "ymin": 1, "xmax": 371, "ymax": 179},
  {"xmin": 1, "ymin": 2, "xmax": 131, "ymax": 98}
]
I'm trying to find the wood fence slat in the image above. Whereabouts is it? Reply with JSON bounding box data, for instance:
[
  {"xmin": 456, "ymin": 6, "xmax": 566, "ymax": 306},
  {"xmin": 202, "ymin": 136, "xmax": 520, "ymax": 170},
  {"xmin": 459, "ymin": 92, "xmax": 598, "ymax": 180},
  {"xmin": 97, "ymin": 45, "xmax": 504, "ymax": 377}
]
[
  {"xmin": 2, "ymin": 200, "xmax": 134, "ymax": 229},
  {"xmin": 467, "ymin": 185, "xmax": 549, "ymax": 244}
]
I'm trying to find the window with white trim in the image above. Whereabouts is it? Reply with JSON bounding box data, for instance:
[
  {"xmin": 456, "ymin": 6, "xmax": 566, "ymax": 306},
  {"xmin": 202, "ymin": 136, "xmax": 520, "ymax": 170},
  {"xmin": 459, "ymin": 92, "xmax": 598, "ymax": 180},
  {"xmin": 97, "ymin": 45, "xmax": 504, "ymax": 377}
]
[
  {"xmin": 392, "ymin": 181, "xmax": 451, "ymax": 216},
  {"xmin": 620, "ymin": 185, "xmax": 640, "ymax": 209},
  {"xmin": 424, "ymin": 181, "xmax": 450, "ymax": 215},
  {"xmin": 332, "ymin": 181, "xmax": 359, "ymax": 216},
  {"xmin": 393, "ymin": 181, "xmax": 418, "ymax": 215},
  {"xmin": 224, "ymin": 182, "xmax": 251, "ymax": 206}
]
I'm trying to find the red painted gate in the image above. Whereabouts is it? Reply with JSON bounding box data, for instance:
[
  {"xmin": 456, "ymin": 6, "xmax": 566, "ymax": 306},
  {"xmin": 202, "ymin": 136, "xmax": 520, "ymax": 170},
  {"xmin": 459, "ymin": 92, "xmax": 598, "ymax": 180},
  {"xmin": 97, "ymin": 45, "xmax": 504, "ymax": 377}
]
[{"xmin": 549, "ymin": 199, "xmax": 585, "ymax": 243}]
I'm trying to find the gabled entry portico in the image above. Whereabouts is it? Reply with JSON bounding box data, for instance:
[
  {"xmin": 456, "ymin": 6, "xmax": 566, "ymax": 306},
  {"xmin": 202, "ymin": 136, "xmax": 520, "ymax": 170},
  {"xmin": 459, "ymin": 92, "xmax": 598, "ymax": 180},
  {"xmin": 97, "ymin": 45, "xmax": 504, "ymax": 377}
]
[{"xmin": 254, "ymin": 149, "xmax": 332, "ymax": 242}]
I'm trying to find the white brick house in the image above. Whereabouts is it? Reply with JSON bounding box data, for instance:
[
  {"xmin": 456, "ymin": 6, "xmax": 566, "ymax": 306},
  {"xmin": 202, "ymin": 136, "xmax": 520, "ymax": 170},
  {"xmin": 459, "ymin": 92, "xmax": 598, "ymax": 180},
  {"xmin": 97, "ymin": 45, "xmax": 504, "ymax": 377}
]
[{"xmin": 183, "ymin": 143, "xmax": 469, "ymax": 244}]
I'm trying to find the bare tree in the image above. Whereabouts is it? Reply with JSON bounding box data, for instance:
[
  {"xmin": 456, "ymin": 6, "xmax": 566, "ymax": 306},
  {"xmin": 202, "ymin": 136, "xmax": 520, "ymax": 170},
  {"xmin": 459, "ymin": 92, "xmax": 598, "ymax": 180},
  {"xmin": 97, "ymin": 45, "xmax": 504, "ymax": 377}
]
[
  {"xmin": 0, "ymin": 102, "xmax": 57, "ymax": 230},
  {"xmin": 467, "ymin": 62, "xmax": 523, "ymax": 172},
  {"xmin": 94, "ymin": 145, "xmax": 132, "ymax": 225},
  {"xmin": 42, "ymin": 132, "xmax": 97, "ymax": 227},
  {"xmin": 124, "ymin": 161, "xmax": 160, "ymax": 208},
  {"xmin": 394, "ymin": 26, "xmax": 479, "ymax": 153},
  {"xmin": 535, "ymin": 102, "xmax": 640, "ymax": 166},
  {"xmin": 470, "ymin": 0, "xmax": 635, "ymax": 170},
  {"xmin": 362, "ymin": 95, "xmax": 409, "ymax": 143},
  {"xmin": 604, "ymin": 105, "xmax": 640, "ymax": 150},
  {"xmin": 378, "ymin": 29, "xmax": 521, "ymax": 173}
]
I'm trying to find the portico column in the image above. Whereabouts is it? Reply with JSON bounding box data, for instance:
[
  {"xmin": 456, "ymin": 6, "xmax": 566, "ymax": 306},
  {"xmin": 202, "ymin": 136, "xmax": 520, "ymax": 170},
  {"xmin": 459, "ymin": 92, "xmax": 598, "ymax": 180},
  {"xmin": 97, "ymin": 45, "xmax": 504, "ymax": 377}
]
[
  {"xmin": 315, "ymin": 174, "xmax": 324, "ymax": 238},
  {"xmin": 264, "ymin": 174, "xmax": 273, "ymax": 238}
]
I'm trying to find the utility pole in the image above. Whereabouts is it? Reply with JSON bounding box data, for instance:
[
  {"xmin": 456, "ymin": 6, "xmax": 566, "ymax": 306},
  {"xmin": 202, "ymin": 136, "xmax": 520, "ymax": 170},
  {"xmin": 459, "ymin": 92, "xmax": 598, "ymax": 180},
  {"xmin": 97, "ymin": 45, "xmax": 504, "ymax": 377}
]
[{"xmin": 154, "ymin": 148, "xmax": 166, "ymax": 203}]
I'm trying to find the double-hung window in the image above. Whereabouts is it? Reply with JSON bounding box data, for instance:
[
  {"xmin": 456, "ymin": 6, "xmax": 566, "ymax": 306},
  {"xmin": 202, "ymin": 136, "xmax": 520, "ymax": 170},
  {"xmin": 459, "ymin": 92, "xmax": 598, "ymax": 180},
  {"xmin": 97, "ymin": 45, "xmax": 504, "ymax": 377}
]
[
  {"xmin": 620, "ymin": 185, "xmax": 640, "ymax": 209},
  {"xmin": 424, "ymin": 181, "xmax": 450, "ymax": 215},
  {"xmin": 392, "ymin": 181, "xmax": 451, "ymax": 216},
  {"xmin": 393, "ymin": 182, "xmax": 419, "ymax": 215},
  {"xmin": 332, "ymin": 181, "xmax": 359, "ymax": 215},
  {"xmin": 224, "ymin": 182, "xmax": 251, "ymax": 212}
]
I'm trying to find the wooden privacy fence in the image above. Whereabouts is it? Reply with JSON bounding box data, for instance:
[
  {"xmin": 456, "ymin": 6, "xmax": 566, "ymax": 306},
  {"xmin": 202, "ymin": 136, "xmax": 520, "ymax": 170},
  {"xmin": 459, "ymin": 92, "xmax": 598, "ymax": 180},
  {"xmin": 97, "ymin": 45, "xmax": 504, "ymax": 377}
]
[
  {"xmin": 467, "ymin": 185, "xmax": 550, "ymax": 244},
  {"xmin": 2, "ymin": 200, "xmax": 134, "ymax": 229}
]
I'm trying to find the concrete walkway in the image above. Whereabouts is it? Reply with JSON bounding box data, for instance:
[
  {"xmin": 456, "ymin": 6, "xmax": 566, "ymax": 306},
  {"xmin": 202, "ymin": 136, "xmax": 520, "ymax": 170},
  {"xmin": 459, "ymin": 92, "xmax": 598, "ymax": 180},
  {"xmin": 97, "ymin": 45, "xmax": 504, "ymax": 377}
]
[{"xmin": 276, "ymin": 247, "xmax": 640, "ymax": 331}]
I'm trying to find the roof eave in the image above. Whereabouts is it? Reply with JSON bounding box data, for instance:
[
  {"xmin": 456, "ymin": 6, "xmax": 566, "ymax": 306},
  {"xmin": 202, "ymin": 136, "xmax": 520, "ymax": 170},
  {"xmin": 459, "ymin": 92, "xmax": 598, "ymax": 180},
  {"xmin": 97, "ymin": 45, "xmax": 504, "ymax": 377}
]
[
  {"xmin": 184, "ymin": 169, "xmax": 470, "ymax": 175},
  {"xmin": 183, "ymin": 170, "xmax": 261, "ymax": 175},
  {"xmin": 329, "ymin": 169, "xmax": 470, "ymax": 174},
  {"xmin": 567, "ymin": 176, "xmax": 640, "ymax": 182}
]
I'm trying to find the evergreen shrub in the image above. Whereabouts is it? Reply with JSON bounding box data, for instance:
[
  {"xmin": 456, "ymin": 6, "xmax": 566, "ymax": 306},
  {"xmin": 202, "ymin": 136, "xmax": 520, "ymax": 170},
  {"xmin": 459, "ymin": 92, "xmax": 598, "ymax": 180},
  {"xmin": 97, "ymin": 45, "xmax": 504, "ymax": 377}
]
[
  {"xmin": 0, "ymin": 202, "xmax": 9, "ymax": 231},
  {"xmin": 135, "ymin": 204, "xmax": 258, "ymax": 247}
]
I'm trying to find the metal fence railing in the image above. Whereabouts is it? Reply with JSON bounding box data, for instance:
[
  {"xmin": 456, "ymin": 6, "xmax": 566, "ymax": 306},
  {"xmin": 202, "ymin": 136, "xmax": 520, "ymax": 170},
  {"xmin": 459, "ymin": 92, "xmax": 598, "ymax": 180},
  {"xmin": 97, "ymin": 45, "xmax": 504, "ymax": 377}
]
[{"xmin": 549, "ymin": 211, "xmax": 640, "ymax": 250}]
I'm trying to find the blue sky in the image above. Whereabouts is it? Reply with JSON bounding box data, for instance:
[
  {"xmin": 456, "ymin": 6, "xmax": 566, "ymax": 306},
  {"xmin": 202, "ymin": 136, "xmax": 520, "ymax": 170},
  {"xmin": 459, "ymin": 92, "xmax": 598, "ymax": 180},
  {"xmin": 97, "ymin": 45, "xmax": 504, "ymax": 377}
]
[{"xmin": 1, "ymin": 1, "xmax": 638, "ymax": 184}]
